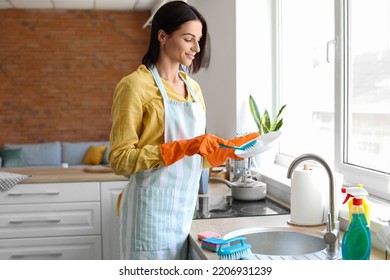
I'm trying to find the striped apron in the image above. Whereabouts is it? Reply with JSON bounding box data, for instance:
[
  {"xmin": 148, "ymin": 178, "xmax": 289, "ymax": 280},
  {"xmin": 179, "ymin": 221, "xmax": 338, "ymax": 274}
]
[{"xmin": 119, "ymin": 66, "xmax": 206, "ymax": 260}]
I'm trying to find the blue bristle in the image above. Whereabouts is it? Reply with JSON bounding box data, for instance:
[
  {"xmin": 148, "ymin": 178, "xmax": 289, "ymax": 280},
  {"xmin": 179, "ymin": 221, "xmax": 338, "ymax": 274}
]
[{"xmin": 217, "ymin": 237, "xmax": 252, "ymax": 260}]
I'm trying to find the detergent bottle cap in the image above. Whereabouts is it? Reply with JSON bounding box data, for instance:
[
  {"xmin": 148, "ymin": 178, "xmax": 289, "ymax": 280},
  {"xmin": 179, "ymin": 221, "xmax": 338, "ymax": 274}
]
[
  {"xmin": 353, "ymin": 198, "xmax": 363, "ymax": 206},
  {"xmin": 342, "ymin": 186, "xmax": 368, "ymax": 205}
]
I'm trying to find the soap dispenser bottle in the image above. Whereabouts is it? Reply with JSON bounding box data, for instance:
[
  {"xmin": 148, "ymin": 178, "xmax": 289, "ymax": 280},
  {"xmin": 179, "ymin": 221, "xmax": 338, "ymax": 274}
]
[
  {"xmin": 341, "ymin": 186, "xmax": 371, "ymax": 260},
  {"xmin": 344, "ymin": 184, "xmax": 371, "ymax": 227}
]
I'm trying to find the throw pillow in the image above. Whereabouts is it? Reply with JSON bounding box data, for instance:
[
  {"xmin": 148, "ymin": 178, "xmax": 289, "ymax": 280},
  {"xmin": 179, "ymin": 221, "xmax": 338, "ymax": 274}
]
[
  {"xmin": 1, "ymin": 148, "xmax": 27, "ymax": 167},
  {"xmin": 102, "ymin": 145, "xmax": 110, "ymax": 165},
  {"xmin": 83, "ymin": 145, "xmax": 107, "ymax": 165},
  {"xmin": 62, "ymin": 141, "xmax": 108, "ymax": 165}
]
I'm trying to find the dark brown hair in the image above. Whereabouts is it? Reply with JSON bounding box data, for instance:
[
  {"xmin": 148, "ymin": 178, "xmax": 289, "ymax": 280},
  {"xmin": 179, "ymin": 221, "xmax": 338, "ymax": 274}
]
[{"xmin": 142, "ymin": 1, "xmax": 208, "ymax": 73}]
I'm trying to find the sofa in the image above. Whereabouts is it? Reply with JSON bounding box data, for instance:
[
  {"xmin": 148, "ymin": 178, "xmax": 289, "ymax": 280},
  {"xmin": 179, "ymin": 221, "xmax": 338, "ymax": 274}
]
[{"xmin": 0, "ymin": 141, "xmax": 110, "ymax": 168}]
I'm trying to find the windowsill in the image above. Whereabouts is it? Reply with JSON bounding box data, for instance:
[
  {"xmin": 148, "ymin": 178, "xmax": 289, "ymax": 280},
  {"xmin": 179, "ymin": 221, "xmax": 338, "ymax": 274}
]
[{"xmin": 255, "ymin": 160, "xmax": 390, "ymax": 253}]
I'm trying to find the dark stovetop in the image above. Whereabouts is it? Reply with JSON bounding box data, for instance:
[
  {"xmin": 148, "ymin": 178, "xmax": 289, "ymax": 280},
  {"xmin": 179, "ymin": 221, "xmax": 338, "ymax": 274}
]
[{"xmin": 193, "ymin": 195, "xmax": 290, "ymax": 219}]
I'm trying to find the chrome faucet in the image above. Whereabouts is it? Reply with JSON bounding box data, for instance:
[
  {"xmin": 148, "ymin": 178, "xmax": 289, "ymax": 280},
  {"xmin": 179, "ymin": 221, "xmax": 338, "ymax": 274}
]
[{"xmin": 287, "ymin": 153, "xmax": 341, "ymax": 259}]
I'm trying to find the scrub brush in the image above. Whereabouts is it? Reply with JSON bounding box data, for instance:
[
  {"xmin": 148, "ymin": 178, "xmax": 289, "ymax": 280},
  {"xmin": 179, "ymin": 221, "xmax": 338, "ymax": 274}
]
[
  {"xmin": 217, "ymin": 237, "xmax": 252, "ymax": 260},
  {"xmin": 219, "ymin": 139, "xmax": 259, "ymax": 151}
]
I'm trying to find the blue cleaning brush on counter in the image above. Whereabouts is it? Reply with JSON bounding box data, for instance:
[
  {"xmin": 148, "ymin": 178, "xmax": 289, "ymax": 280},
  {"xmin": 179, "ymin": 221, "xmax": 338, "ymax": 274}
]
[{"xmin": 217, "ymin": 237, "xmax": 252, "ymax": 260}]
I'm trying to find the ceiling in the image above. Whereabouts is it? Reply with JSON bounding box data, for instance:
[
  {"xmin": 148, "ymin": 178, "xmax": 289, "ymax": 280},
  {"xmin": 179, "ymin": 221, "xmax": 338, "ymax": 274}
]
[
  {"xmin": 0, "ymin": 0, "xmax": 160, "ymax": 11},
  {"xmin": 0, "ymin": 0, "xmax": 184, "ymax": 28}
]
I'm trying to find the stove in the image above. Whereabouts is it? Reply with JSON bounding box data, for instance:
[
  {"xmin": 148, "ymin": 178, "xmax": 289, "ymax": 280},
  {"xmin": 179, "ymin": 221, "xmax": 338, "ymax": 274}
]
[{"xmin": 193, "ymin": 195, "xmax": 290, "ymax": 219}]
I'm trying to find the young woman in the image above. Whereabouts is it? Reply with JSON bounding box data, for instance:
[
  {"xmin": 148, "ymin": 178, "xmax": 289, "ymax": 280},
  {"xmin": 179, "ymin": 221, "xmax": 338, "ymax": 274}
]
[{"xmin": 109, "ymin": 1, "xmax": 258, "ymax": 260}]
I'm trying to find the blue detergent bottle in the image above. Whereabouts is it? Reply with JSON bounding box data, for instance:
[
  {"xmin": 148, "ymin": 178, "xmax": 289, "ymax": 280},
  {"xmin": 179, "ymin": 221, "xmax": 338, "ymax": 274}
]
[{"xmin": 341, "ymin": 186, "xmax": 371, "ymax": 260}]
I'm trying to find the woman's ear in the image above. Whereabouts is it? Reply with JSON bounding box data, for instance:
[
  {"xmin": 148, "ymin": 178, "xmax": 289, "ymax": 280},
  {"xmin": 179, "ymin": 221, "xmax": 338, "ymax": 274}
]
[{"xmin": 157, "ymin": 29, "xmax": 166, "ymax": 45}]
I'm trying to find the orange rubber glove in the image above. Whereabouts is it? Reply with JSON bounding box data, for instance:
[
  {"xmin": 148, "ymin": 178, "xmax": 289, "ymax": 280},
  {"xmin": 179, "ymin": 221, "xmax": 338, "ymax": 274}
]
[
  {"xmin": 160, "ymin": 133, "xmax": 228, "ymax": 166},
  {"xmin": 206, "ymin": 132, "xmax": 260, "ymax": 167}
]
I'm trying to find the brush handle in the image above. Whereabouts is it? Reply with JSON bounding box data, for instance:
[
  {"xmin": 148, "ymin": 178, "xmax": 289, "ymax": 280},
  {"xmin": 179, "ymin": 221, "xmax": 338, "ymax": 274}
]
[
  {"xmin": 219, "ymin": 139, "xmax": 258, "ymax": 151},
  {"xmin": 220, "ymin": 236, "xmax": 246, "ymax": 245},
  {"xmin": 218, "ymin": 144, "xmax": 238, "ymax": 150}
]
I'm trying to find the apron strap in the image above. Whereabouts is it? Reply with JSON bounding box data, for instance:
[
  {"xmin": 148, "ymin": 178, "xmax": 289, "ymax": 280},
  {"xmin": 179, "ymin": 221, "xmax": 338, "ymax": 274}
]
[
  {"xmin": 149, "ymin": 66, "xmax": 199, "ymax": 103},
  {"xmin": 179, "ymin": 72, "xmax": 201, "ymax": 103},
  {"xmin": 149, "ymin": 66, "xmax": 169, "ymax": 101}
]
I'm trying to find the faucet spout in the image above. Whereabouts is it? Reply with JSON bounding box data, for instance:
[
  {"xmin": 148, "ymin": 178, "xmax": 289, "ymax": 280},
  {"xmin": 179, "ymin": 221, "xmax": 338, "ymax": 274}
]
[{"xmin": 287, "ymin": 153, "xmax": 340, "ymax": 259}]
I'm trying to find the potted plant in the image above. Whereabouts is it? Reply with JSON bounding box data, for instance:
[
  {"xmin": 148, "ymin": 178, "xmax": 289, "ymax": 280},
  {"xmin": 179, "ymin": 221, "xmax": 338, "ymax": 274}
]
[
  {"xmin": 248, "ymin": 95, "xmax": 286, "ymax": 169},
  {"xmin": 249, "ymin": 95, "xmax": 286, "ymax": 134}
]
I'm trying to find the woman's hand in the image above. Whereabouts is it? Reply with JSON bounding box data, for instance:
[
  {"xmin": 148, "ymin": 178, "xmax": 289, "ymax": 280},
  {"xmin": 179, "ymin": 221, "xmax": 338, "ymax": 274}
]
[
  {"xmin": 206, "ymin": 132, "xmax": 260, "ymax": 167},
  {"xmin": 159, "ymin": 133, "xmax": 228, "ymax": 166}
]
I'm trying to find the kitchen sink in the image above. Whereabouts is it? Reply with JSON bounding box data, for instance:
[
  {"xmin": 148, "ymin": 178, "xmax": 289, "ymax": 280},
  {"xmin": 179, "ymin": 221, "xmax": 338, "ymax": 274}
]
[{"xmin": 223, "ymin": 227, "xmax": 330, "ymax": 260}]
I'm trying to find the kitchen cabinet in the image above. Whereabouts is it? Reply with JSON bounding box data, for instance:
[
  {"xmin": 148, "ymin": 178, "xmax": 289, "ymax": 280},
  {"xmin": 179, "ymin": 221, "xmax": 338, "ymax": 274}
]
[
  {"xmin": 0, "ymin": 236, "xmax": 101, "ymax": 260},
  {"xmin": 0, "ymin": 202, "xmax": 100, "ymax": 239},
  {"xmin": 100, "ymin": 181, "xmax": 126, "ymax": 260},
  {"xmin": 0, "ymin": 182, "xmax": 102, "ymax": 260}
]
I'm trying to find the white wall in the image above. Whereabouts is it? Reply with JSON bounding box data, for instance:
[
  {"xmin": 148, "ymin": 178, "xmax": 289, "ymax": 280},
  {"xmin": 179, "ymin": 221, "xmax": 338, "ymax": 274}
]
[
  {"xmin": 190, "ymin": 0, "xmax": 273, "ymax": 139},
  {"xmin": 236, "ymin": 0, "xmax": 273, "ymax": 135},
  {"xmin": 189, "ymin": 0, "xmax": 237, "ymax": 139}
]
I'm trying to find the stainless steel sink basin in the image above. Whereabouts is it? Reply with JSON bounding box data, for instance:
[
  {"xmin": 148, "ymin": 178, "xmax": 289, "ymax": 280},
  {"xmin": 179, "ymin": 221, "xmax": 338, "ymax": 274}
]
[{"xmin": 223, "ymin": 227, "xmax": 329, "ymax": 260}]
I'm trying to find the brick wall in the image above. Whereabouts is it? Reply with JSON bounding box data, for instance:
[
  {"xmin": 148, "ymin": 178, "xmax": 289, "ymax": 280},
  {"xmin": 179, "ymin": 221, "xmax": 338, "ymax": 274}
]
[{"xmin": 0, "ymin": 9, "xmax": 150, "ymax": 148}]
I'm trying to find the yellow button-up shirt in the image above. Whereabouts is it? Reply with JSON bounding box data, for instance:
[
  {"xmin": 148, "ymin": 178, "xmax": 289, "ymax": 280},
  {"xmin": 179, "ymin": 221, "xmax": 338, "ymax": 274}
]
[{"xmin": 109, "ymin": 65, "xmax": 206, "ymax": 175}]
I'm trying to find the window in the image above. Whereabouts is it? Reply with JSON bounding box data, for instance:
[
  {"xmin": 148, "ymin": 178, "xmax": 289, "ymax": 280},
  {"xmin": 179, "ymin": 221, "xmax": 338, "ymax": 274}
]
[
  {"xmin": 344, "ymin": 0, "xmax": 390, "ymax": 174},
  {"xmin": 275, "ymin": 0, "xmax": 390, "ymax": 200},
  {"xmin": 276, "ymin": 0, "xmax": 335, "ymax": 163},
  {"xmin": 336, "ymin": 0, "xmax": 390, "ymax": 199}
]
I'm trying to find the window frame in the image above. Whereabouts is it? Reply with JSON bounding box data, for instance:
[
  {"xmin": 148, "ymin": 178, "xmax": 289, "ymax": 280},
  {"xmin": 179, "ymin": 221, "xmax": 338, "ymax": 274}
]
[
  {"xmin": 271, "ymin": 0, "xmax": 390, "ymax": 201},
  {"xmin": 334, "ymin": 0, "xmax": 390, "ymax": 201}
]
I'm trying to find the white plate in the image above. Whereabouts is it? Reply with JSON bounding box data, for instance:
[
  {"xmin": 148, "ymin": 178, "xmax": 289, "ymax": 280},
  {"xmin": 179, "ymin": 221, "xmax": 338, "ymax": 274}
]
[{"xmin": 235, "ymin": 131, "xmax": 281, "ymax": 158}]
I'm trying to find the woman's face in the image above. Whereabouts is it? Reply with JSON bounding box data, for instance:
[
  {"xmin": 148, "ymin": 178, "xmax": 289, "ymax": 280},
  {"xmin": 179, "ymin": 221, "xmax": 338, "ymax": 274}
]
[{"xmin": 159, "ymin": 20, "xmax": 203, "ymax": 67}]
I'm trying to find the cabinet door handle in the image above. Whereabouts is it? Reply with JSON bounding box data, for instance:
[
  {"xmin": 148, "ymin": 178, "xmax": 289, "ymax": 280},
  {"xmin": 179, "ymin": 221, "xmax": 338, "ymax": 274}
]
[
  {"xmin": 8, "ymin": 191, "xmax": 60, "ymax": 196},
  {"xmin": 11, "ymin": 251, "xmax": 63, "ymax": 258},
  {"xmin": 9, "ymin": 217, "xmax": 62, "ymax": 224}
]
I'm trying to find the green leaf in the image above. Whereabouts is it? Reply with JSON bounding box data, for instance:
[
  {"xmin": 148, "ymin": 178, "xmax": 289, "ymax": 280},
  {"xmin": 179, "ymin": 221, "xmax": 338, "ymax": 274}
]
[
  {"xmin": 270, "ymin": 119, "xmax": 278, "ymax": 131},
  {"xmin": 249, "ymin": 96, "xmax": 286, "ymax": 134},
  {"xmin": 263, "ymin": 109, "xmax": 271, "ymax": 131},
  {"xmin": 276, "ymin": 104, "xmax": 287, "ymax": 119},
  {"xmin": 274, "ymin": 118, "xmax": 284, "ymax": 131},
  {"xmin": 249, "ymin": 95, "xmax": 263, "ymax": 134}
]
